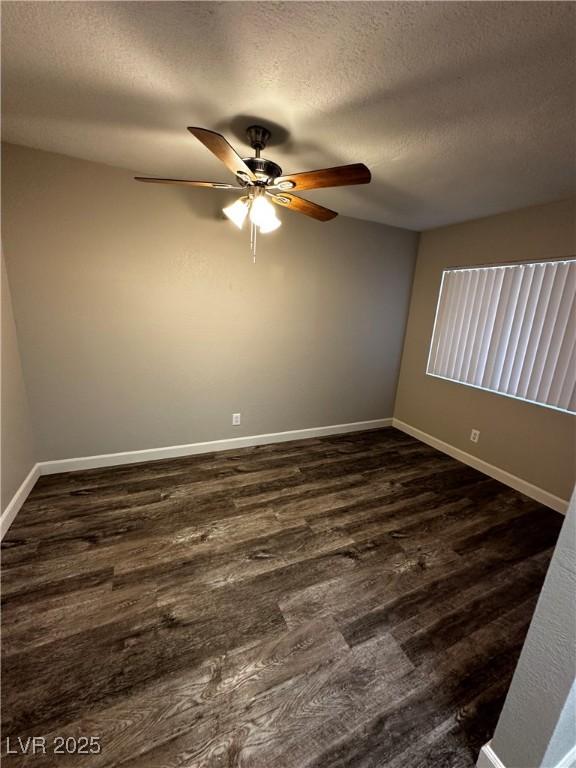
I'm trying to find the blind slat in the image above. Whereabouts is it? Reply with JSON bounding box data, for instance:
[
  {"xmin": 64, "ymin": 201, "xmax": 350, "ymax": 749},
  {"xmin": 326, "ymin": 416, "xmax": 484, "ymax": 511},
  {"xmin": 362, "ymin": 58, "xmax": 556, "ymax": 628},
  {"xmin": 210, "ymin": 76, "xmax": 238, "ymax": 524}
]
[
  {"xmin": 472, "ymin": 268, "xmax": 504, "ymax": 386},
  {"xmin": 507, "ymin": 265, "xmax": 544, "ymax": 395},
  {"xmin": 516, "ymin": 263, "xmax": 557, "ymax": 399},
  {"xmin": 460, "ymin": 269, "xmax": 488, "ymax": 383},
  {"xmin": 549, "ymin": 324, "xmax": 576, "ymax": 410},
  {"xmin": 445, "ymin": 271, "xmax": 473, "ymax": 378},
  {"xmin": 526, "ymin": 262, "xmax": 570, "ymax": 402},
  {"xmin": 536, "ymin": 265, "xmax": 575, "ymax": 404},
  {"xmin": 489, "ymin": 267, "xmax": 524, "ymax": 392},
  {"xmin": 498, "ymin": 265, "xmax": 535, "ymax": 393},
  {"xmin": 434, "ymin": 271, "xmax": 459, "ymax": 375},
  {"xmin": 481, "ymin": 267, "xmax": 514, "ymax": 388}
]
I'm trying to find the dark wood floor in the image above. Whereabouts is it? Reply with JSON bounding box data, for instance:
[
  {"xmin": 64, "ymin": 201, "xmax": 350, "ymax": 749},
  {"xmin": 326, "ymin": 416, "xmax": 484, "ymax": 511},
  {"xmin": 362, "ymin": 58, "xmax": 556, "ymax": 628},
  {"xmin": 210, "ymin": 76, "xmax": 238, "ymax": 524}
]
[{"xmin": 1, "ymin": 428, "xmax": 563, "ymax": 768}]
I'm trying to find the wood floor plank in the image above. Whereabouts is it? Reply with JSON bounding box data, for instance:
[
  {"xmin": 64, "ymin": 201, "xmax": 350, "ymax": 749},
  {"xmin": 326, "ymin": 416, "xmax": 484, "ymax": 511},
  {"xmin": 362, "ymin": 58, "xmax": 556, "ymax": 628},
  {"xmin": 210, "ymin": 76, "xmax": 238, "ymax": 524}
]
[
  {"xmin": 278, "ymin": 546, "xmax": 463, "ymax": 630},
  {"xmin": 0, "ymin": 619, "xmax": 349, "ymax": 768},
  {"xmin": 301, "ymin": 599, "xmax": 538, "ymax": 768},
  {"xmin": 0, "ymin": 427, "xmax": 562, "ymax": 767},
  {"xmin": 117, "ymin": 633, "xmax": 414, "ymax": 768}
]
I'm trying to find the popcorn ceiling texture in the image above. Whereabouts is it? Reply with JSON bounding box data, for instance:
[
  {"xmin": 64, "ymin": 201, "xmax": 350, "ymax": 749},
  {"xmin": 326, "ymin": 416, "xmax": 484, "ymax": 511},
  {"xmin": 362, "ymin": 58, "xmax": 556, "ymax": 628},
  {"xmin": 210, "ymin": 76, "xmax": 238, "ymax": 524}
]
[{"xmin": 2, "ymin": 1, "xmax": 575, "ymax": 230}]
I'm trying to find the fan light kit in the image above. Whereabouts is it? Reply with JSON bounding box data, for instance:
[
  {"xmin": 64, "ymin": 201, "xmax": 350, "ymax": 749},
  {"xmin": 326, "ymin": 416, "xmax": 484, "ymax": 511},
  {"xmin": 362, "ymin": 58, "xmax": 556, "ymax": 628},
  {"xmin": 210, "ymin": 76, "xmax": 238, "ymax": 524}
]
[{"xmin": 135, "ymin": 124, "xmax": 371, "ymax": 262}]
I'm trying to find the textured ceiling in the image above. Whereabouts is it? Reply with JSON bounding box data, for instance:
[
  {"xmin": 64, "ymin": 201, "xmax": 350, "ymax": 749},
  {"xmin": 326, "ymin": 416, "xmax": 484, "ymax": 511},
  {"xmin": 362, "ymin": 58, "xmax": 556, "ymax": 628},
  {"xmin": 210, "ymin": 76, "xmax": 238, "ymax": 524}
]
[{"xmin": 2, "ymin": 1, "xmax": 575, "ymax": 230}]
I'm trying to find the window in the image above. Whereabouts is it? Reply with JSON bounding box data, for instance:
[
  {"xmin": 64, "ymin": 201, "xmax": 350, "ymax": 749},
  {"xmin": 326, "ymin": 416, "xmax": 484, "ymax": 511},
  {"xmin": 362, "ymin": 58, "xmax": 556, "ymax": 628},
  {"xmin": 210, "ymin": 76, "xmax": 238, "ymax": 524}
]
[{"xmin": 427, "ymin": 259, "xmax": 576, "ymax": 414}]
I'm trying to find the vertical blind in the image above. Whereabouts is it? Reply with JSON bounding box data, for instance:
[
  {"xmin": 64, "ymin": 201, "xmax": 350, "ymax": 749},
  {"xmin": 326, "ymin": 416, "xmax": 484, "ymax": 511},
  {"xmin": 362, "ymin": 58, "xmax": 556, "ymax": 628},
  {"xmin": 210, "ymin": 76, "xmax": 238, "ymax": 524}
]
[{"xmin": 427, "ymin": 259, "xmax": 576, "ymax": 414}]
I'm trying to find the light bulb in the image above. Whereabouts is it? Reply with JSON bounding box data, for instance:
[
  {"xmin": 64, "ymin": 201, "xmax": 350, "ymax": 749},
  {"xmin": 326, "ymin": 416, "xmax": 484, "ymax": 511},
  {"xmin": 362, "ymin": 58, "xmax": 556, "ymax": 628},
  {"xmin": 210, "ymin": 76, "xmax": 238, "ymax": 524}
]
[
  {"xmin": 223, "ymin": 198, "xmax": 248, "ymax": 229},
  {"xmin": 249, "ymin": 195, "xmax": 278, "ymax": 229}
]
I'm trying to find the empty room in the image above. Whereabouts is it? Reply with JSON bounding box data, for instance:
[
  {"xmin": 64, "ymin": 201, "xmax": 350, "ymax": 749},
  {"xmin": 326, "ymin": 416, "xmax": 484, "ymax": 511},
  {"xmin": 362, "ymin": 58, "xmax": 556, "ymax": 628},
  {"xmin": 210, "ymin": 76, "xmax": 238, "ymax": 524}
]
[{"xmin": 1, "ymin": 2, "xmax": 575, "ymax": 767}]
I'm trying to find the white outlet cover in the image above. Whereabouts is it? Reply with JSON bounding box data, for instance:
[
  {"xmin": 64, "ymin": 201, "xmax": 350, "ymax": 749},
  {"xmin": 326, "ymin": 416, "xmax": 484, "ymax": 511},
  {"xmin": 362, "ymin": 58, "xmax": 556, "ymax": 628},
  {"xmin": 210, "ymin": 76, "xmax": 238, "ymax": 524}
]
[{"xmin": 232, "ymin": 413, "xmax": 241, "ymax": 426}]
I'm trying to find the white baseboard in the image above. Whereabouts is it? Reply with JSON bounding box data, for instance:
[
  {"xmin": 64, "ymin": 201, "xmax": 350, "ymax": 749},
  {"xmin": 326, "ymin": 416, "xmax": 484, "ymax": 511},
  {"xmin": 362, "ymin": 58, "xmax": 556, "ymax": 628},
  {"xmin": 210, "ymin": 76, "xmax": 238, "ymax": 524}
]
[
  {"xmin": 38, "ymin": 418, "xmax": 393, "ymax": 475},
  {"xmin": 0, "ymin": 418, "xmax": 392, "ymax": 539},
  {"xmin": 477, "ymin": 743, "xmax": 506, "ymax": 768},
  {"xmin": 0, "ymin": 463, "xmax": 41, "ymax": 540},
  {"xmin": 477, "ymin": 741, "xmax": 576, "ymax": 768},
  {"xmin": 392, "ymin": 419, "xmax": 569, "ymax": 515}
]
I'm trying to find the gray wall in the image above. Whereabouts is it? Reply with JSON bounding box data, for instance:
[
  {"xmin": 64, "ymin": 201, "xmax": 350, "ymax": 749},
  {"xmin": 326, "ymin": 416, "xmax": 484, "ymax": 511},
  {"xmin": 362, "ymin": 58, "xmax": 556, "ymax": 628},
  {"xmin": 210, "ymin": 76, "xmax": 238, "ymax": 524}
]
[
  {"xmin": 1, "ymin": 253, "xmax": 37, "ymax": 512},
  {"xmin": 394, "ymin": 198, "xmax": 576, "ymax": 502},
  {"xmin": 2, "ymin": 143, "xmax": 418, "ymax": 462},
  {"xmin": 490, "ymin": 489, "xmax": 576, "ymax": 767}
]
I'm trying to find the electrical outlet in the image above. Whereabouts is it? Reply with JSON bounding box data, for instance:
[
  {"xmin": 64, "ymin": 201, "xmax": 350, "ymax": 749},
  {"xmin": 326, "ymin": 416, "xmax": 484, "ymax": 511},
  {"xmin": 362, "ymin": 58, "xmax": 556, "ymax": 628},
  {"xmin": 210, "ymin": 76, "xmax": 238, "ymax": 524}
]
[
  {"xmin": 232, "ymin": 413, "xmax": 241, "ymax": 426},
  {"xmin": 470, "ymin": 429, "xmax": 480, "ymax": 443}
]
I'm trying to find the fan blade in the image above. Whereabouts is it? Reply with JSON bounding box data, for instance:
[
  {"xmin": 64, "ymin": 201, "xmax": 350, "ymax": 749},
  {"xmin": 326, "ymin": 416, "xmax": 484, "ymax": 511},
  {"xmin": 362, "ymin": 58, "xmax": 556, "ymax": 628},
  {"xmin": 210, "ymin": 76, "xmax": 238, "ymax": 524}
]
[
  {"xmin": 269, "ymin": 192, "xmax": 337, "ymax": 222},
  {"xmin": 187, "ymin": 127, "xmax": 257, "ymax": 182},
  {"xmin": 134, "ymin": 177, "xmax": 240, "ymax": 189},
  {"xmin": 272, "ymin": 163, "xmax": 371, "ymax": 192}
]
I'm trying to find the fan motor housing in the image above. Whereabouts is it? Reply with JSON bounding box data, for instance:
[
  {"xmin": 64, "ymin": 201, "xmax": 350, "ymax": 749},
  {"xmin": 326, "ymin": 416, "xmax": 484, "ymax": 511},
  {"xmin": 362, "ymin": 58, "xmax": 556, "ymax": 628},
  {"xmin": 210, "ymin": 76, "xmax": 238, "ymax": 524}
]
[{"xmin": 239, "ymin": 157, "xmax": 283, "ymax": 185}]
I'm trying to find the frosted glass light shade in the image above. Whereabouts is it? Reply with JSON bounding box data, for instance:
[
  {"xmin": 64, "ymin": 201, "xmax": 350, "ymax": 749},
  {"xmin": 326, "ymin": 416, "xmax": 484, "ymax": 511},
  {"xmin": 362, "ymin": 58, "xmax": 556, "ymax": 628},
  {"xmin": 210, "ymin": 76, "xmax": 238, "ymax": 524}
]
[
  {"xmin": 249, "ymin": 196, "xmax": 278, "ymax": 229},
  {"xmin": 223, "ymin": 198, "xmax": 249, "ymax": 229}
]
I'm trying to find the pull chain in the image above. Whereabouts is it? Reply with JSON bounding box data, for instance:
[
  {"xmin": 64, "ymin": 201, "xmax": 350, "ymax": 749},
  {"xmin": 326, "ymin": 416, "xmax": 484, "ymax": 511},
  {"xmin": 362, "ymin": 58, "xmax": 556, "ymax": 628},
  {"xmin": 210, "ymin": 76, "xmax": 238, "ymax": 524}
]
[{"xmin": 250, "ymin": 219, "xmax": 257, "ymax": 262}]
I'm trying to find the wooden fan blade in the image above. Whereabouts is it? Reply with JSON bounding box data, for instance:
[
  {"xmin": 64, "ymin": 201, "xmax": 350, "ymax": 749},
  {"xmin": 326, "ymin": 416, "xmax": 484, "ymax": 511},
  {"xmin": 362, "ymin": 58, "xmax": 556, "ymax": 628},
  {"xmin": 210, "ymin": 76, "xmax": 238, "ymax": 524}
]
[
  {"xmin": 269, "ymin": 192, "xmax": 338, "ymax": 222},
  {"xmin": 134, "ymin": 177, "xmax": 240, "ymax": 189},
  {"xmin": 272, "ymin": 163, "xmax": 371, "ymax": 192},
  {"xmin": 187, "ymin": 127, "xmax": 257, "ymax": 182}
]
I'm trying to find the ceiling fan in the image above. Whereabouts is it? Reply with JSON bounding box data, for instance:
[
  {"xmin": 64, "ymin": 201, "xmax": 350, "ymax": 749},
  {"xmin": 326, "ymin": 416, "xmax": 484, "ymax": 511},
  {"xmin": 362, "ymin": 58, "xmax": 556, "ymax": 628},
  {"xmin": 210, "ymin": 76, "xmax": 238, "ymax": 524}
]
[{"xmin": 135, "ymin": 125, "xmax": 371, "ymax": 260}]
